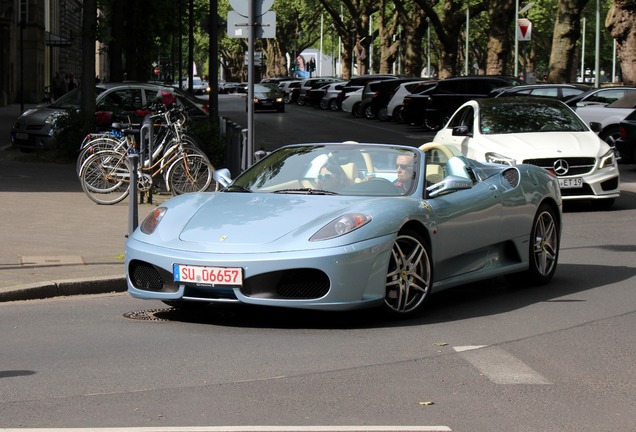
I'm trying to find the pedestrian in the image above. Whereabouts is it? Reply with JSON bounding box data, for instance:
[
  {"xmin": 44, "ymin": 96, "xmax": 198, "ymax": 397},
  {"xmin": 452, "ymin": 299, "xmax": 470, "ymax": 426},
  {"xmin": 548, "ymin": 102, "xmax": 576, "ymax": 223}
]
[
  {"xmin": 52, "ymin": 72, "xmax": 66, "ymax": 100},
  {"xmin": 67, "ymin": 74, "xmax": 77, "ymax": 91}
]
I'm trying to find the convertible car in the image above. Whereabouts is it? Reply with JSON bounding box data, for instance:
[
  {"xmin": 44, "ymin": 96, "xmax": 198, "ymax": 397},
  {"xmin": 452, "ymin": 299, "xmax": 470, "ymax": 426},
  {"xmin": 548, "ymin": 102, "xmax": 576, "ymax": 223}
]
[{"xmin": 126, "ymin": 142, "xmax": 562, "ymax": 317}]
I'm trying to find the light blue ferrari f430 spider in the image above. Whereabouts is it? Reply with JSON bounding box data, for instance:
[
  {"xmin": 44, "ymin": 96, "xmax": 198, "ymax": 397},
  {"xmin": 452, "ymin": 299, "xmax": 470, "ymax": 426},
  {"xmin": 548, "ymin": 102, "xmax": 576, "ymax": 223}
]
[{"xmin": 126, "ymin": 142, "xmax": 562, "ymax": 317}]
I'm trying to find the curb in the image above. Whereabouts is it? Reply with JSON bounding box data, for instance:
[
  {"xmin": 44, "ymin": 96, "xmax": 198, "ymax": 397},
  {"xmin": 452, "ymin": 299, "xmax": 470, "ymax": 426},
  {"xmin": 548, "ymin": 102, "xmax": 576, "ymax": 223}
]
[{"xmin": 0, "ymin": 275, "xmax": 127, "ymax": 302}]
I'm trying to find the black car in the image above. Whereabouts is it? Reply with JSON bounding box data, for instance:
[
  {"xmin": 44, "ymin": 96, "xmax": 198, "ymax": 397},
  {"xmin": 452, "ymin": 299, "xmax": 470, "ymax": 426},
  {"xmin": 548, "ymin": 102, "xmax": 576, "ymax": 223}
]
[
  {"xmin": 367, "ymin": 77, "xmax": 423, "ymax": 120},
  {"xmin": 616, "ymin": 109, "xmax": 636, "ymax": 163},
  {"xmin": 490, "ymin": 83, "xmax": 590, "ymax": 100},
  {"xmin": 335, "ymin": 74, "xmax": 399, "ymax": 110},
  {"xmin": 250, "ymin": 83, "xmax": 285, "ymax": 112},
  {"xmin": 401, "ymin": 75, "xmax": 523, "ymax": 130}
]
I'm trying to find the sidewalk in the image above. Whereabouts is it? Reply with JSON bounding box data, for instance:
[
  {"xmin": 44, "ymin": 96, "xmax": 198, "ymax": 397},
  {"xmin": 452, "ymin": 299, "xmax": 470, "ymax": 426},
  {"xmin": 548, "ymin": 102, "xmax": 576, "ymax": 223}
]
[
  {"xmin": 1, "ymin": 103, "xmax": 635, "ymax": 302},
  {"xmin": 0, "ymin": 104, "xmax": 166, "ymax": 301}
]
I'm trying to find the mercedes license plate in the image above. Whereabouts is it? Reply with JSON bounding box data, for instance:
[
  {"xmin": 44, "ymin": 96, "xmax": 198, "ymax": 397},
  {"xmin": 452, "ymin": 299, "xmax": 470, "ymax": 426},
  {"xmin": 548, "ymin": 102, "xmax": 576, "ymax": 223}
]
[
  {"xmin": 558, "ymin": 177, "xmax": 583, "ymax": 189},
  {"xmin": 15, "ymin": 132, "xmax": 28, "ymax": 140},
  {"xmin": 173, "ymin": 264, "xmax": 243, "ymax": 286}
]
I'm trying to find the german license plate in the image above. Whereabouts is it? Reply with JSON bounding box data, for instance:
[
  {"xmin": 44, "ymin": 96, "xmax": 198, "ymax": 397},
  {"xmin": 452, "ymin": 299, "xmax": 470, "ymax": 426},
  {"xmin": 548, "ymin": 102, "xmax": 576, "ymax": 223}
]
[
  {"xmin": 559, "ymin": 177, "xmax": 583, "ymax": 189},
  {"xmin": 173, "ymin": 264, "xmax": 243, "ymax": 286},
  {"xmin": 15, "ymin": 132, "xmax": 28, "ymax": 140}
]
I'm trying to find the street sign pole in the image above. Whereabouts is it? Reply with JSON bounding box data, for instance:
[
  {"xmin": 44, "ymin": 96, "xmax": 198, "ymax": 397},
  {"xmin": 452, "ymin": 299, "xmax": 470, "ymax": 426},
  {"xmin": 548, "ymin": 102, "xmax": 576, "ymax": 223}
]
[{"xmin": 247, "ymin": 0, "xmax": 255, "ymax": 170}]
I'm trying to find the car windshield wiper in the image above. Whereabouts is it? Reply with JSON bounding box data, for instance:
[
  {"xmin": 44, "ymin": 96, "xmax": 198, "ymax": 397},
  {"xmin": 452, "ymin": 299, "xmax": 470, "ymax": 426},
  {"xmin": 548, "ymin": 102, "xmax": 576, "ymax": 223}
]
[
  {"xmin": 223, "ymin": 185, "xmax": 252, "ymax": 193},
  {"xmin": 273, "ymin": 188, "xmax": 338, "ymax": 195}
]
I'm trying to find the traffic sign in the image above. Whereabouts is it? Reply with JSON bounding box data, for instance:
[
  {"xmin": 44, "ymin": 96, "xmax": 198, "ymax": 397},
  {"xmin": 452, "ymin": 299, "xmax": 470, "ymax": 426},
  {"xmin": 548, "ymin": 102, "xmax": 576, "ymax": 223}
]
[
  {"xmin": 228, "ymin": 0, "xmax": 273, "ymax": 17},
  {"xmin": 517, "ymin": 18, "xmax": 532, "ymax": 41},
  {"xmin": 227, "ymin": 10, "xmax": 276, "ymax": 38}
]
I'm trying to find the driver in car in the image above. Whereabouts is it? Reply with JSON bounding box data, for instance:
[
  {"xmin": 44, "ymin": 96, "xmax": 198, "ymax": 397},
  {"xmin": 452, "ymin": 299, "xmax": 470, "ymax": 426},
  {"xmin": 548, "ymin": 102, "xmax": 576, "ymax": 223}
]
[{"xmin": 395, "ymin": 154, "xmax": 414, "ymax": 193}]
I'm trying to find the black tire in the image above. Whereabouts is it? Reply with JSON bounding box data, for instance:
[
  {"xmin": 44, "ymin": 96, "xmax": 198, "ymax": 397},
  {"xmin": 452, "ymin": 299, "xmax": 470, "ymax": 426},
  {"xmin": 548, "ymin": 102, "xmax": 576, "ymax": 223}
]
[
  {"xmin": 319, "ymin": 98, "xmax": 329, "ymax": 110},
  {"xmin": 377, "ymin": 107, "xmax": 389, "ymax": 121},
  {"xmin": 297, "ymin": 96, "xmax": 306, "ymax": 106},
  {"xmin": 393, "ymin": 106, "xmax": 405, "ymax": 124},
  {"xmin": 364, "ymin": 104, "xmax": 375, "ymax": 120},
  {"xmin": 329, "ymin": 98, "xmax": 340, "ymax": 111},
  {"xmin": 353, "ymin": 102, "xmax": 364, "ymax": 118},
  {"xmin": 599, "ymin": 125, "xmax": 620, "ymax": 146},
  {"xmin": 513, "ymin": 204, "xmax": 560, "ymax": 285},
  {"xmin": 384, "ymin": 229, "xmax": 433, "ymax": 316}
]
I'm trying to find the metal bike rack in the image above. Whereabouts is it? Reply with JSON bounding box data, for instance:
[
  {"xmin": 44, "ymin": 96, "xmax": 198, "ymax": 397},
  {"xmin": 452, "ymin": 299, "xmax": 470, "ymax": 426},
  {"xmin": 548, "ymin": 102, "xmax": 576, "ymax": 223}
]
[{"xmin": 139, "ymin": 115, "xmax": 154, "ymax": 204}]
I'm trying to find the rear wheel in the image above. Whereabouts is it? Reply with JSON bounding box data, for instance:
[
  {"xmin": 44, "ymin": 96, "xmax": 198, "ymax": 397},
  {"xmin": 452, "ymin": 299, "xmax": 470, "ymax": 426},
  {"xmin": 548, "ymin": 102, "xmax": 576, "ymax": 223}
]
[
  {"xmin": 353, "ymin": 102, "xmax": 364, "ymax": 118},
  {"xmin": 393, "ymin": 106, "xmax": 405, "ymax": 124},
  {"xmin": 514, "ymin": 204, "xmax": 560, "ymax": 285},
  {"xmin": 319, "ymin": 98, "xmax": 329, "ymax": 110},
  {"xmin": 364, "ymin": 104, "xmax": 376, "ymax": 120},
  {"xmin": 377, "ymin": 107, "xmax": 389, "ymax": 121},
  {"xmin": 384, "ymin": 229, "xmax": 432, "ymax": 316}
]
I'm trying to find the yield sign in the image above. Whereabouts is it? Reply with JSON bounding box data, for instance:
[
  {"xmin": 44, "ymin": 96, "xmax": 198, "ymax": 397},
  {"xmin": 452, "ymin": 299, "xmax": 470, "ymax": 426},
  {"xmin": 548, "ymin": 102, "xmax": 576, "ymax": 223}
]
[{"xmin": 517, "ymin": 18, "xmax": 532, "ymax": 41}]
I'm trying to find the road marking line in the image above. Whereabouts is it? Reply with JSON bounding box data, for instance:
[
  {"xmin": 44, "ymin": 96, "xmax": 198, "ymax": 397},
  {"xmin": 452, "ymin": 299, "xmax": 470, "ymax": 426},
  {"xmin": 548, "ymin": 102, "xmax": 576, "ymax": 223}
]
[{"xmin": 454, "ymin": 345, "xmax": 552, "ymax": 385}]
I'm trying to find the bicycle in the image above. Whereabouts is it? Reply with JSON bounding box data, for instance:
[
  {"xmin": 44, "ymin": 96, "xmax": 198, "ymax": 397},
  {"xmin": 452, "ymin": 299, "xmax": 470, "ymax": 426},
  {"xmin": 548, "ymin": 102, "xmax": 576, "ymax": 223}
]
[{"xmin": 79, "ymin": 130, "xmax": 215, "ymax": 205}]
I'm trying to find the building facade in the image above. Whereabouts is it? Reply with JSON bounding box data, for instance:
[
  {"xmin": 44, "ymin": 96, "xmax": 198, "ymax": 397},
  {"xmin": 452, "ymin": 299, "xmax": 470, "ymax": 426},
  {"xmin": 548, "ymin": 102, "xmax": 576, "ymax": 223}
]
[{"xmin": 0, "ymin": 0, "xmax": 107, "ymax": 107}]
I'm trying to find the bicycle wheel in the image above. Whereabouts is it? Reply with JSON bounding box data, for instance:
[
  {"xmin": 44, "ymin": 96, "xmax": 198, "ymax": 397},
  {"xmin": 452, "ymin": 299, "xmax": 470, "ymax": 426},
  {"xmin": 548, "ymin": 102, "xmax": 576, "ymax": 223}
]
[
  {"xmin": 76, "ymin": 136, "xmax": 123, "ymax": 177},
  {"xmin": 80, "ymin": 150, "xmax": 131, "ymax": 205},
  {"xmin": 167, "ymin": 152, "xmax": 214, "ymax": 195}
]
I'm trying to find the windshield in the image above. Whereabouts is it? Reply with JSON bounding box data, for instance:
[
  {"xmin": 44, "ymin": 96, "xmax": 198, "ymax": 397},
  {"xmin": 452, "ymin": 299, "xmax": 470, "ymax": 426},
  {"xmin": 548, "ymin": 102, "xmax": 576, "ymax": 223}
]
[
  {"xmin": 49, "ymin": 87, "xmax": 108, "ymax": 110},
  {"xmin": 230, "ymin": 144, "xmax": 419, "ymax": 196},
  {"xmin": 479, "ymin": 99, "xmax": 589, "ymax": 134}
]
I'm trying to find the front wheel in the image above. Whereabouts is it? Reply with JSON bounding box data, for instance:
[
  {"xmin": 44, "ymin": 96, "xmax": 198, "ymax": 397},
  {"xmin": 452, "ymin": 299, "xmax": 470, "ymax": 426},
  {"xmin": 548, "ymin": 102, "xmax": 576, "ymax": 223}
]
[
  {"xmin": 80, "ymin": 150, "xmax": 131, "ymax": 205},
  {"xmin": 167, "ymin": 152, "xmax": 215, "ymax": 195},
  {"xmin": 384, "ymin": 230, "xmax": 432, "ymax": 316}
]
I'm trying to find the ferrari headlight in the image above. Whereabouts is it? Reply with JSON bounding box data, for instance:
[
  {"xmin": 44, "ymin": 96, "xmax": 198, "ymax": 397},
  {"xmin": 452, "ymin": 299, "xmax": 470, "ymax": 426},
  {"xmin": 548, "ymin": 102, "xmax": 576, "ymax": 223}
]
[
  {"xmin": 140, "ymin": 207, "xmax": 167, "ymax": 234},
  {"xmin": 310, "ymin": 213, "xmax": 372, "ymax": 241},
  {"xmin": 599, "ymin": 149, "xmax": 616, "ymax": 169},
  {"xmin": 485, "ymin": 152, "xmax": 516, "ymax": 166}
]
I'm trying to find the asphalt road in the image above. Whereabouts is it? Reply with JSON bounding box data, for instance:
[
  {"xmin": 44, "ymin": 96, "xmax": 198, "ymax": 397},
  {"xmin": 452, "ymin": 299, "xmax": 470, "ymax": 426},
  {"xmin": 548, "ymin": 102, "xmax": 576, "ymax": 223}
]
[{"xmin": 1, "ymin": 95, "xmax": 635, "ymax": 431}]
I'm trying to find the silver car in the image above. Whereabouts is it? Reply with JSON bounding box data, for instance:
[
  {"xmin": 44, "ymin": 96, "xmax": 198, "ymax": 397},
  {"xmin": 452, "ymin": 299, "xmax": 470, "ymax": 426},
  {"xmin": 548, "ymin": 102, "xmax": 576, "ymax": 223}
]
[{"xmin": 11, "ymin": 83, "xmax": 208, "ymax": 151}]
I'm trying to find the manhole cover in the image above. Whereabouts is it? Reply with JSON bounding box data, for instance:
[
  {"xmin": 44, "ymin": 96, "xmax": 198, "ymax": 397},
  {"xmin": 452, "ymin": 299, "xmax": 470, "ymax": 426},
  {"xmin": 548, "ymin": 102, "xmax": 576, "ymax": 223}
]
[{"xmin": 123, "ymin": 308, "xmax": 173, "ymax": 321}]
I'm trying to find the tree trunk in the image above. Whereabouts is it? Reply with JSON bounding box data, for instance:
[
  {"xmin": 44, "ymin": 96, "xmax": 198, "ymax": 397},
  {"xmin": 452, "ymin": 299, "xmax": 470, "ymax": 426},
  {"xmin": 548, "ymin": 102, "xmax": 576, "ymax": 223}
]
[
  {"xmin": 547, "ymin": 0, "xmax": 589, "ymax": 83},
  {"xmin": 81, "ymin": 0, "xmax": 97, "ymax": 132},
  {"xmin": 485, "ymin": 0, "xmax": 514, "ymax": 75},
  {"xmin": 606, "ymin": 0, "xmax": 636, "ymax": 84}
]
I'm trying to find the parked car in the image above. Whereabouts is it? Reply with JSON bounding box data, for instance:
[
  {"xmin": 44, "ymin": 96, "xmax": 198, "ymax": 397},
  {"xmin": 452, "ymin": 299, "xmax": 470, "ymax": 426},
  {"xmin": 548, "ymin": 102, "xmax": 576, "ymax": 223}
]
[
  {"xmin": 336, "ymin": 74, "xmax": 399, "ymax": 110},
  {"xmin": 219, "ymin": 82, "xmax": 245, "ymax": 94},
  {"xmin": 317, "ymin": 82, "xmax": 346, "ymax": 110},
  {"xmin": 490, "ymin": 83, "xmax": 590, "ymax": 100},
  {"xmin": 181, "ymin": 76, "xmax": 209, "ymax": 94},
  {"xmin": 432, "ymin": 96, "xmax": 620, "ymax": 208},
  {"xmin": 354, "ymin": 80, "xmax": 387, "ymax": 119},
  {"xmin": 250, "ymin": 83, "xmax": 285, "ymax": 112},
  {"xmin": 340, "ymin": 87, "xmax": 364, "ymax": 114},
  {"xmin": 616, "ymin": 109, "xmax": 636, "ymax": 163},
  {"xmin": 296, "ymin": 77, "xmax": 341, "ymax": 106},
  {"xmin": 574, "ymin": 92, "xmax": 636, "ymax": 144},
  {"xmin": 368, "ymin": 77, "xmax": 423, "ymax": 121},
  {"xmin": 280, "ymin": 80, "xmax": 302, "ymax": 103},
  {"xmin": 127, "ymin": 142, "xmax": 562, "ymax": 317},
  {"xmin": 387, "ymin": 81, "xmax": 438, "ymax": 123},
  {"xmin": 563, "ymin": 85, "xmax": 636, "ymax": 108},
  {"xmin": 11, "ymin": 82, "xmax": 209, "ymax": 151},
  {"xmin": 401, "ymin": 75, "xmax": 523, "ymax": 130},
  {"xmin": 304, "ymin": 81, "xmax": 344, "ymax": 108}
]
